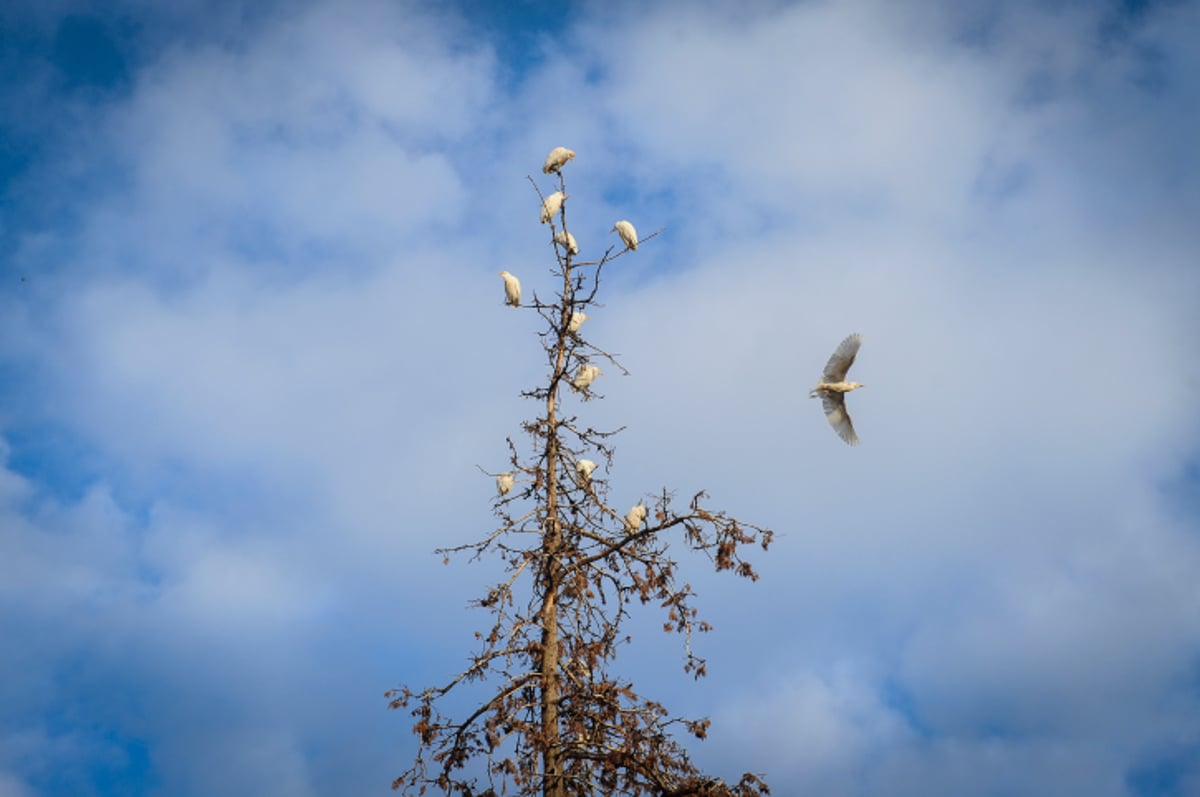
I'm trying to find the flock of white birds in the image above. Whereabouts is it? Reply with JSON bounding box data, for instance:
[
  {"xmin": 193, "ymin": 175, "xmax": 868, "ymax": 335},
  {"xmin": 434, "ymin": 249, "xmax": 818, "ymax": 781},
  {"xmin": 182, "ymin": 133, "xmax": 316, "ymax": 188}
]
[{"xmin": 494, "ymin": 147, "xmax": 867, "ymax": 527}]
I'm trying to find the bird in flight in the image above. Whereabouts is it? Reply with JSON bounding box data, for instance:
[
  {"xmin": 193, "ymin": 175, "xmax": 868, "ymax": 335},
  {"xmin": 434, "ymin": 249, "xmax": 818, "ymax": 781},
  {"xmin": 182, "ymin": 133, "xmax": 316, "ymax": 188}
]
[{"xmin": 811, "ymin": 333, "xmax": 865, "ymax": 445}]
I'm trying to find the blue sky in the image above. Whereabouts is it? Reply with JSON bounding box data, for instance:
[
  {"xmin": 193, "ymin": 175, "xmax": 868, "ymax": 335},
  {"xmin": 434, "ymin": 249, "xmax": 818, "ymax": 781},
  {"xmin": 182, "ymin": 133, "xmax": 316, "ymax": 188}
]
[{"xmin": 1, "ymin": 1, "xmax": 1199, "ymax": 795}]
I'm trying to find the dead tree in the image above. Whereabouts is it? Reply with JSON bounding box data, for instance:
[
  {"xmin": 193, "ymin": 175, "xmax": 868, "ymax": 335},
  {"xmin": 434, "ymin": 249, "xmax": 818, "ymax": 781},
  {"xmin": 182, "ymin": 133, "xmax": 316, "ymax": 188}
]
[{"xmin": 388, "ymin": 163, "xmax": 774, "ymax": 797}]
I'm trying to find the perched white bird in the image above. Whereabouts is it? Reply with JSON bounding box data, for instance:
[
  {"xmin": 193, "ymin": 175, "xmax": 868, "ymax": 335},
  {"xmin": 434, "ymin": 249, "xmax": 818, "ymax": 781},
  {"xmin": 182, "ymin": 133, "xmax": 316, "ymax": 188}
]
[
  {"xmin": 624, "ymin": 500, "xmax": 647, "ymax": 533},
  {"xmin": 810, "ymin": 333, "xmax": 865, "ymax": 446},
  {"xmin": 576, "ymin": 459, "xmax": 598, "ymax": 482},
  {"xmin": 496, "ymin": 472, "xmax": 515, "ymax": 496},
  {"xmin": 498, "ymin": 271, "xmax": 521, "ymax": 308},
  {"xmin": 611, "ymin": 220, "xmax": 638, "ymax": 251},
  {"xmin": 564, "ymin": 656, "xmax": 591, "ymax": 681},
  {"xmin": 572, "ymin": 364, "xmax": 602, "ymax": 392},
  {"xmin": 541, "ymin": 191, "xmax": 567, "ymax": 224},
  {"xmin": 554, "ymin": 230, "xmax": 579, "ymax": 256},
  {"xmin": 567, "ymin": 311, "xmax": 588, "ymax": 335},
  {"xmin": 542, "ymin": 147, "xmax": 576, "ymax": 174}
]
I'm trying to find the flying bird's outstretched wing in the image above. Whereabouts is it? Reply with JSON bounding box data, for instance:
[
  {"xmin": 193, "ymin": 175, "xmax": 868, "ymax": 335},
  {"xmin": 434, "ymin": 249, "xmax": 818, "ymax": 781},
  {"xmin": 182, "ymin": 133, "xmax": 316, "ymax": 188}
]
[
  {"xmin": 822, "ymin": 333, "xmax": 863, "ymax": 382},
  {"xmin": 820, "ymin": 393, "xmax": 860, "ymax": 446}
]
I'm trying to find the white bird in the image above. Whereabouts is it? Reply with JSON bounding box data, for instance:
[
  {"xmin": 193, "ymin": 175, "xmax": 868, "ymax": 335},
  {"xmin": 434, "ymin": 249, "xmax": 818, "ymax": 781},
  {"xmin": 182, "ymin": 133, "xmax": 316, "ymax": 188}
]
[
  {"xmin": 572, "ymin": 364, "xmax": 602, "ymax": 392},
  {"xmin": 564, "ymin": 656, "xmax": 591, "ymax": 682},
  {"xmin": 554, "ymin": 230, "xmax": 579, "ymax": 256},
  {"xmin": 624, "ymin": 500, "xmax": 647, "ymax": 533},
  {"xmin": 576, "ymin": 459, "xmax": 598, "ymax": 483},
  {"xmin": 567, "ymin": 311, "xmax": 588, "ymax": 335},
  {"xmin": 611, "ymin": 220, "xmax": 638, "ymax": 251},
  {"xmin": 496, "ymin": 472, "xmax": 515, "ymax": 496},
  {"xmin": 542, "ymin": 146, "xmax": 576, "ymax": 174},
  {"xmin": 810, "ymin": 333, "xmax": 865, "ymax": 446},
  {"xmin": 498, "ymin": 271, "xmax": 521, "ymax": 308},
  {"xmin": 541, "ymin": 191, "xmax": 567, "ymax": 224}
]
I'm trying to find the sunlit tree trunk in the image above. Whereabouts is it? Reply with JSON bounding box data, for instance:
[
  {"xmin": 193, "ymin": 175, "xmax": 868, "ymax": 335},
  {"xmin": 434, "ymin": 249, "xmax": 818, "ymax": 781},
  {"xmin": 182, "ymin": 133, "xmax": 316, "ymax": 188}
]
[{"xmin": 539, "ymin": 276, "xmax": 571, "ymax": 797}]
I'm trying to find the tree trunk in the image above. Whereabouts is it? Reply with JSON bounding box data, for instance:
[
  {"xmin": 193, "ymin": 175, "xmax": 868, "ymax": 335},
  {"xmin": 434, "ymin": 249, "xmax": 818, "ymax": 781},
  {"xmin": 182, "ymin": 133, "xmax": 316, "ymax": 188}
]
[{"xmin": 540, "ymin": 283, "xmax": 571, "ymax": 797}]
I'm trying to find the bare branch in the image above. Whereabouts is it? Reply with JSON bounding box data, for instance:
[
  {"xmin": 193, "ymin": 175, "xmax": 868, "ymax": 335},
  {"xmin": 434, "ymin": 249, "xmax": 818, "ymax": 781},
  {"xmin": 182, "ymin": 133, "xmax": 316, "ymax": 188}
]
[{"xmin": 392, "ymin": 161, "xmax": 773, "ymax": 797}]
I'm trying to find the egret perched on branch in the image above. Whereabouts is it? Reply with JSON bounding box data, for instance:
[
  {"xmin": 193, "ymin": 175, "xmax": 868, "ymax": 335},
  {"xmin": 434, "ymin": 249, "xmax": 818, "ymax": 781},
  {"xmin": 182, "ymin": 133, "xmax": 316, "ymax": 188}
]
[
  {"xmin": 496, "ymin": 472, "xmax": 515, "ymax": 496},
  {"xmin": 498, "ymin": 271, "xmax": 521, "ymax": 308},
  {"xmin": 572, "ymin": 364, "xmax": 602, "ymax": 392},
  {"xmin": 810, "ymin": 333, "xmax": 865, "ymax": 446},
  {"xmin": 576, "ymin": 459, "xmax": 598, "ymax": 483},
  {"xmin": 611, "ymin": 220, "xmax": 638, "ymax": 251},
  {"xmin": 541, "ymin": 191, "xmax": 567, "ymax": 224},
  {"xmin": 564, "ymin": 656, "xmax": 591, "ymax": 684},
  {"xmin": 625, "ymin": 500, "xmax": 647, "ymax": 533},
  {"xmin": 554, "ymin": 230, "xmax": 579, "ymax": 256},
  {"xmin": 568, "ymin": 311, "xmax": 588, "ymax": 335},
  {"xmin": 542, "ymin": 147, "xmax": 576, "ymax": 174}
]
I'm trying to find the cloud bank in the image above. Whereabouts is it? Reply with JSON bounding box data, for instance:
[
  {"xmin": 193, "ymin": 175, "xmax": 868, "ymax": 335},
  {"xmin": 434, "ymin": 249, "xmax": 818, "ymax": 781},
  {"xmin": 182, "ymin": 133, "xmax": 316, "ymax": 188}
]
[{"xmin": 1, "ymin": 1, "xmax": 1198, "ymax": 794}]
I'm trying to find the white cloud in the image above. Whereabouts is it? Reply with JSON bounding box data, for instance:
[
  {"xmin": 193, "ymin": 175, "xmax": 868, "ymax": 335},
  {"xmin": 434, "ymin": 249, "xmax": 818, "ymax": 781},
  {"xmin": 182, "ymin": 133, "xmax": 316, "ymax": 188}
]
[
  {"xmin": 0, "ymin": 771, "xmax": 35, "ymax": 797},
  {"xmin": 711, "ymin": 666, "xmax": 914, "ymax": 789}
]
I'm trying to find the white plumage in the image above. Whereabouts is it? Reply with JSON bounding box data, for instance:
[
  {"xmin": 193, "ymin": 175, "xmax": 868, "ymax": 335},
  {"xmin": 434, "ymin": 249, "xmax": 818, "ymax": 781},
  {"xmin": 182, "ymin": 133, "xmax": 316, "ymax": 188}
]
[
  {"xmin": 542, "ymin": 147, "xmax": 576, "ymax": 174},
  {"xmin": 611, "ymin": 220, "xmax": 638, "ymax": 251},
  {"xmin": 496, "ymin": 472, "xmax": 515, "ymax": 496},
  {"xmin": 576, "ymin": 459, "xmax": 598, "ymax": 482},
  {"xmin": 810, "ymin": 333, "xmax": 865, "ymax": 446},
  {"xmin": 554, "ymin": 230, "xmax": 579, "ymax": 256},
  {"xmin": 564, "ymin": 656, "xmax": 591, "ymax": 683},
  {"xmin": 498, "ymin": 271, "xmax": 521, "ymax": 308},
  {"xmin": 572, "ymin": 364, "xmax": 602, "ymax": 392},
  {"xmin": 567, "ymin": 311, "xmax": 588, "ymax": 335},
  {"xmin": 541, "ymin": 191, "xmax": 567, "ymax": 224},
  {"xmin": 624, "ymin": 500, "xmax": 647, "ymax": 533}
]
